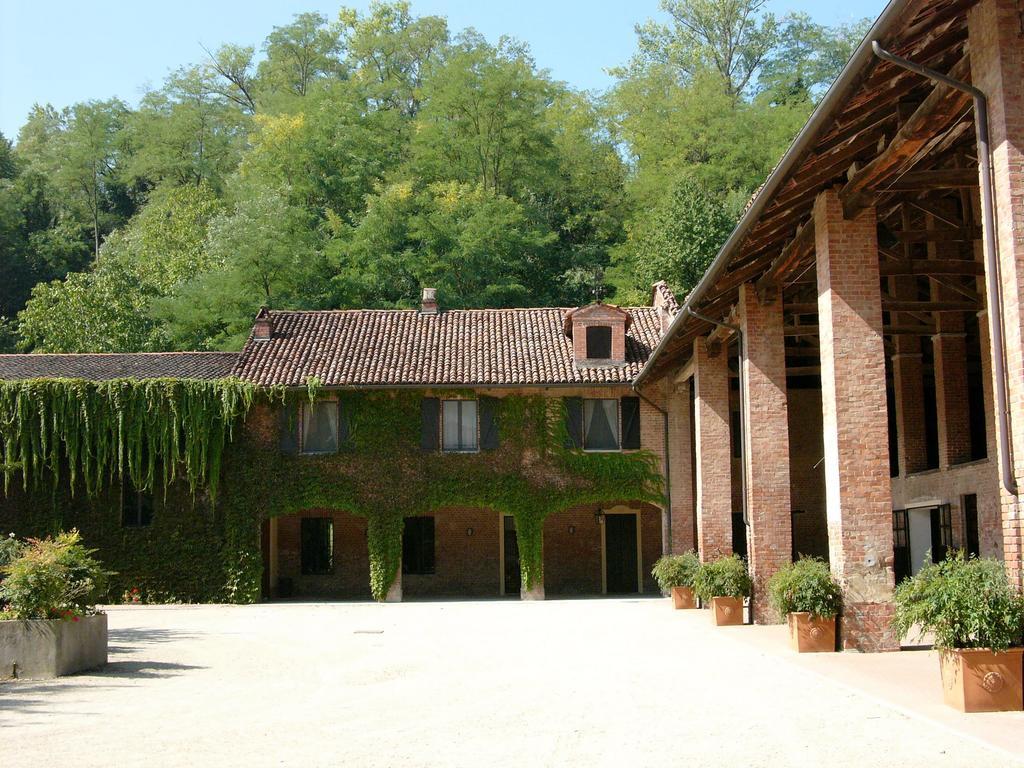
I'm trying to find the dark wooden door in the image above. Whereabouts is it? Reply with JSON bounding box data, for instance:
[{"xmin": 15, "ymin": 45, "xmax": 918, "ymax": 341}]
[
  {"xmin": 605, "ymin": 514, "xmax": 638, "ymax": 594},
  {"xmin": 503, "ymin": 516, "xmax": 521, "ymax": 595}
]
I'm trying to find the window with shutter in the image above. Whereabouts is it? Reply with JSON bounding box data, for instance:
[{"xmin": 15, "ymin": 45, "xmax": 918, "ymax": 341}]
[
  {"xmin": 583, "ymin": 399, "xmax": 619, "ymax": 451},
  {"xmin": 279, "ymin": 402, "xmax": 299, "ymax": 454},
  {"xmin": 442, "ymin": 399, "xmax": 478, "ymax": 452}
]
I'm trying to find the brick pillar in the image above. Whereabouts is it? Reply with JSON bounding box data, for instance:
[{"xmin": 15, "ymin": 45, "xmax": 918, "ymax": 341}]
[
  {"xmin": 814, "ymin": 188, "xmax": 897, "ymax": 652},
  {"xmin": 970, "ymin": 0, "xmax": 1024, "ymax": 586},
  {"xmin": 668, "ymin": 381, "xmax": 695, "ymax": 553},
  {"xmin": 889, "ymin": 276, "xmax": 928, "ymax": 475},
  {"xmin": 737, "ymin": 283, "xmax": 792, "ymax": 624},
  {"xmin": 693, "ymin": 338, "xmax": 733, "ymax": 562}
]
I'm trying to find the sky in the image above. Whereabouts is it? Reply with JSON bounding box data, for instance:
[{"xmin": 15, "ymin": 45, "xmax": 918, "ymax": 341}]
[{"xmin": 0, "ymin": 0, "xmax": 886, "ymax": 141}]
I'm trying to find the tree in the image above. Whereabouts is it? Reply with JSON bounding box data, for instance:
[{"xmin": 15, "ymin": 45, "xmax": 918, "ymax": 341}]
[
  {"xmin": 259, "ymin": 12, "xmax": 344, "ymax": 100},
  {"xmin": 153, "ymin": 185, "xmax": 323, "ymax": 349},
  {"xmin": 204, "ymin": 44, "xmax": 261, "ymax": 114},
  {"xmin": 32, "ymin": 100, "xmax": 130, "ymax": 260},
  {"xmin": 629, "ymin": 0, "xmax": 779, "ymax": 98},
  {"xmin": 16, "ymin": 184, "xmax": 223, "ymax": 352},
  {"xmin": 332, "ymin": 181, "xmax": 555, "ymax": 309},
  {"xmin": 340, "ymin": 1, "xmax": 449, "ymax": 118},
  {"xmin": 127, "ymin": 66, "xmax": 249, "ymax": 192},
  {"xmin": 410, "ymin": 34, "xmax": 556, "ymax": 198},
  {"xmin": 616, "ymin": 176, "xmax": 736, "ymax": 303},
  {"xmin": 758, "ymin": 13, "xmax": 871, "ymax": 104}
]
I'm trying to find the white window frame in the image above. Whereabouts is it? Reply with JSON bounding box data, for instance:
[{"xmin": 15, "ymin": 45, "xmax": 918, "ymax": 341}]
[
  {"xmin": 441, "ymin": 398, "xmax": 479, "ymax": 453},
  {"xmin": 582, "ymin": 398, "xmax": 621, "ymax": 453},
  {"xmin": 299, "ymin": 398, "xmax": 340, "ymax": 455}
]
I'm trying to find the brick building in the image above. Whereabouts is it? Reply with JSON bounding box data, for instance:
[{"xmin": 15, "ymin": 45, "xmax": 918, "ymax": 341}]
[
  {"xmin": 637, "ymin": 0, "xmax": 1024, "ymax": 649},
  {"xmin": 0, "ymin": 286, "xmax": 680, "ymax": 602}
]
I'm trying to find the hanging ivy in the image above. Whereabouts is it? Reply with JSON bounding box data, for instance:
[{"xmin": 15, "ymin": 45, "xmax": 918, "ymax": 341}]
[{"xmin": 0, "ymin": 378, "xmax": 255, "ymax": 501}]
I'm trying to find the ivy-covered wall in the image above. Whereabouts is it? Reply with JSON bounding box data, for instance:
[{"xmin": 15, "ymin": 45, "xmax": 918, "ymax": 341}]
[{"xmin": 0, "ymin": 380, "xmax": 665, "ymax": 603}]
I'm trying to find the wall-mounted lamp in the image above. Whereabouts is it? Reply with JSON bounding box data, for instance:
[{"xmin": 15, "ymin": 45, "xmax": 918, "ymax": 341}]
[
  {"xmin": 568, "ymin": 525, "xmax": 576, "ymax": 535},
  {"xmin": 594, "ymin": 508, "xmax": 605, "ymax": 524},
  {"xmin": 466, "ymin": 527, "xmax": 474, "ymax": 536}
]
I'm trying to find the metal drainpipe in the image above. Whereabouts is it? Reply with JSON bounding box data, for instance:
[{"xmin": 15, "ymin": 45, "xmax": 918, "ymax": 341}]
[
  {"xmin": 632, "ymin": 387, "xmax": 673, "ymax": 554},
  {"xmin": 683, "ymin": 308, "xmax": 750, "ymax": 534},
  {"xmin": 871, "ymin": 41, "xmax": 1018, "ymax": 496}
]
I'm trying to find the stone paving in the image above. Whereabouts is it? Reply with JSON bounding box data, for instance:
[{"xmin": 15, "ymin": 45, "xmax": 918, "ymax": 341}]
[{"xmin": 0, "ymin": 598, "xmax": 1019, "ymax": 767}]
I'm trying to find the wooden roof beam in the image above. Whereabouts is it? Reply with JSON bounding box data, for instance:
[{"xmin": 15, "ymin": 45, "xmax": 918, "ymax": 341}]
[
  {"xmin": 840, "ymin": 55, "xmax": 973, "ymax": 219},
  {"xmin": 878, "ymin": 258, "xmax": 983, "ymax": 276},
  {"xmin": 754, "ymin": 221, "xmax": 815, "ymax": 303}
]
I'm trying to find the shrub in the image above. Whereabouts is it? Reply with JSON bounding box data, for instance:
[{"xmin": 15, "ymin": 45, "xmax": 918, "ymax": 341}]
[
  {"xmin": 651, "ymin": 551, "xmax": 701, "ymax": 592},
  {"xmin": 767, "ymin": 557, "xmax": 842, "ymax": 619},
  {"xmin": 893, "ymin": 551, "xmax": 1024, "ymax": 652},
  {"xmin": 0, "ymin": 533, "xmax": 22, "ymax": 575},
  {"xmin": 0, "ymin": 530, "xmax": 109, "ymax": 620},
  {"xmin": 694, "ymin": 554, "xmax": 751, "ymax": 601}
]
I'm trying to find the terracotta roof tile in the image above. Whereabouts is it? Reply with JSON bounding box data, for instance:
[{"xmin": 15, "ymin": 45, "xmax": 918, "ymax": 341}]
[
  {"xmin": 0, "ymin": 352, "xmax": 239, "ymax": 382},
  {"xmin": 232, "ymin": 307, "xmax": 664, "ymax": 387}
]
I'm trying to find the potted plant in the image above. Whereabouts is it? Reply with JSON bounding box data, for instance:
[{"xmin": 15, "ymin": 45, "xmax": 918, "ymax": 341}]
[
  {"xmin": 767, "ymin": 557, "xmax": 841, "ymax": 653},
  {"xmin": 0, "ymin": 530, "xmax": 110, "ymax": 679},
  {"xmin": 651, "ymin": 551, "xmax": 700, "ymax": 609},
  {"xmin": 694, "ymin": 554, "xmax": 751, "ymax": 626},
  {"xmin": 893, "ymin": 552, "xmax": 1024, "ymax": 712}
]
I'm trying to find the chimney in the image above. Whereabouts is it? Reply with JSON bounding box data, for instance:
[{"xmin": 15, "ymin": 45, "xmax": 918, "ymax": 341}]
[
  {"xmin": 421, "ymin": 287, "xmax": 438, "ymax": 315},
  {"xmin": 253, "ymin": 307, "xmax": 273, "ymax": 341}
]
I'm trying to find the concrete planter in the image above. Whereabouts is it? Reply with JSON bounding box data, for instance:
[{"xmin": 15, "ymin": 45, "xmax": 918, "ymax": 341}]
[
  {"xmin": 670, "ymin": 586, "xmax": 696, "ymax": 609},
  {"xmin": 939, "ymin": 647, "xmax": 1023, "ymax": 712},
  {"xmin": 0, "ymin": 613, "xmax": 107, "ymax": 679},
  {"xmin": 787, "ymin": 612, "xmax": 836, "ymax": 653}
]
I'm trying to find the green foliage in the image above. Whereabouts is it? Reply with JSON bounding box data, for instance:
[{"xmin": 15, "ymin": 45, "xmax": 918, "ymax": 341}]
[
  {"xmin": 17, "ymin": 183, "xmax": 223, "ymax": 353},
  {"xmin": 0, "ymin": 530, "xmax": 108, "ymax": 620},
  {"xmin": 651, "ymin": 551, "xmax": 701, "ymax": 591},
  {"xmin": 694, "ymin": 554, "xmax": 751, "ymax": 600},
  {"xmin": 220, "ymin": 391, "xmax": 663, "ymax": 601},
  {"xmin": 0, "ymin": 532, "xmax": 22, "ymax": 573},
  {"xmin": 766, "ymin": 557, "xmax": 841, "ymax": 619},
  {"xmin": 893, "ymin": 552, "xmax": 1024, "ymax": 652},
  {"xmin": 618, "ymin": 176, "xmax": 737, "ymax": 303},
  {"xmin": 0, "ymin": 378, "xmax": 255, "ymax": 499}
]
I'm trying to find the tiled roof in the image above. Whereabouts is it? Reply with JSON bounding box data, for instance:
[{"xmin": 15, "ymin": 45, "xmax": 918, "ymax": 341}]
[
  {"xmin": 232, "ymin": 307, "xmax": 666, "ymax": 387},
  {"xmin": 0, "ymin": 352, "xmax": 239, "ymax": 382}
]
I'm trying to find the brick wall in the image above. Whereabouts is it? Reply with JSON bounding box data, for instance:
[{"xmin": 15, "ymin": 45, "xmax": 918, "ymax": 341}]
[
  {"xmin": 693, "ymin": 338, "xmax": 734, "ymax": 561},
  {"xmin": 544, "ymin": 502, "xmax": 662, "ymax": 595},
  {"xmin": 970, "ymin": 0, "xmax": 1024, "ymax": 587},
  {"xmin": 402, "ymin": 507, "xmax": 501, "ymax": 598},
  {"xmin": 277, "ymin": 509, "xmax": 371, "ymax": 598}
]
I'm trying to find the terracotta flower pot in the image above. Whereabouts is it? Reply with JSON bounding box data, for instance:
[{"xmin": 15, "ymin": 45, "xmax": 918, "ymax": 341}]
[
  {"xmin": 939, "ymin": 648, "xmax": 1024, "ymax": 712},
  {"xmin": 710, "ymin": 596, "xmax": 744, "ymax": 626},
  {"xmin": 670, "ymin": 586, "xmax": 696, "ymax": 609},
  {"xmin": 787, "ymin": 612, "xmax": 835, "ymax": 653}
]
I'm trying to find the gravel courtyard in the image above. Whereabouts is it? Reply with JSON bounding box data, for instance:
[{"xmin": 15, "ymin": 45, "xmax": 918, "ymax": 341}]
[{"xmin": 1, "ymin": 598, "xmax": 1019, "ymax": 767}]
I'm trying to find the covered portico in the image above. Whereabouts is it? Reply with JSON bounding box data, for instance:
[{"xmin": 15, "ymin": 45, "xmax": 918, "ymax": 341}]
[{"xmin": 636, "ymin": 0, "xmax": 1024, "ymax": 651}]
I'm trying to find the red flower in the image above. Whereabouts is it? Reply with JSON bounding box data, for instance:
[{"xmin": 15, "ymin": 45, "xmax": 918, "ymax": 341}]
[{"xmin": 72, "ymin": 616, "xmax": 79, "ymax": 622}]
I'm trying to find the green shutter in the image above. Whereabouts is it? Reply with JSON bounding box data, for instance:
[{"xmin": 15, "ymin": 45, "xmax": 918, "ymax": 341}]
[
  {"xmin": 563, "ymin": 397, "xmax": 583, "ymax": 449},
  {"xmin": 279, "ymin": 401, "xmax": 299, "ymax": 454},
  {"xmin": 421, "ymin": 397, "xmax": 440, "ymax": 452},
  {"xmin": 480, "ymin": 396, "xmax": 500, "ymax": 450},
  {"xmin": 621, "ymin": 396, "xmax": 641, "ymax": 449}
]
